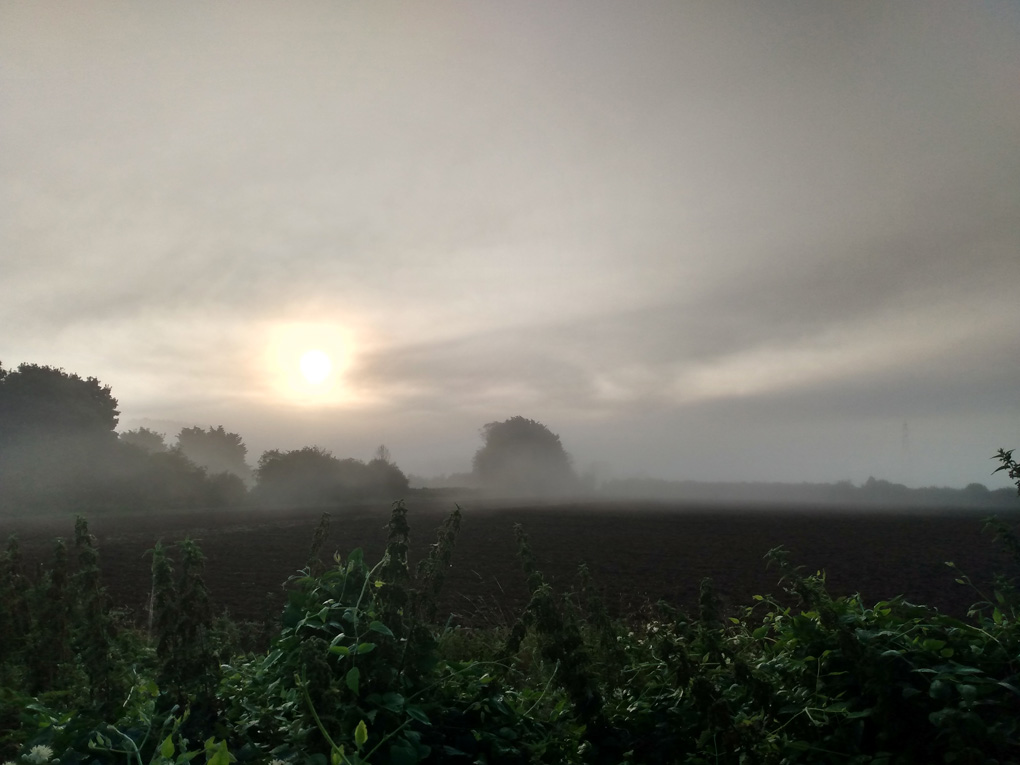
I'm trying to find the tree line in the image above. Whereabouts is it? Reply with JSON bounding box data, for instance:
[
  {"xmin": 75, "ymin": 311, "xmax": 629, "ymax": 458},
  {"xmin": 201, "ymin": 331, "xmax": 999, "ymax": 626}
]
[
  {"xmin": 0, "ymin": 363, "xmax": 412, "ymax": 515},
  {"xmin": 0, "ymin": 362, "xmax": 580, "ymax": 516}
]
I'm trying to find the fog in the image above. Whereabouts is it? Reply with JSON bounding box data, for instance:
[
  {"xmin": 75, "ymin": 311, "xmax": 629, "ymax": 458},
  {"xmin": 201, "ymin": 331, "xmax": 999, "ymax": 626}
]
[{"xmin": 2, "ymin": 2, "xmax": 1018, "ymax": 491}]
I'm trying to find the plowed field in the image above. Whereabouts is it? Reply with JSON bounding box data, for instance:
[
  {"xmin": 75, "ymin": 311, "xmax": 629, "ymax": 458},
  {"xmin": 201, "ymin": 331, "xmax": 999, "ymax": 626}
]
[{"xmin": 2, "ymin": 500, "xmax": 1017, "ymax": 626}]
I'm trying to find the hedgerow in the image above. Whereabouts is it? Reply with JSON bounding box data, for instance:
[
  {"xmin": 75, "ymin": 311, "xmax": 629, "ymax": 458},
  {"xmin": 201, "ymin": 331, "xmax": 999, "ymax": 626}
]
[{"xmin": 1, "ymin": 452, "xmax": 1019, "ymax": 764}]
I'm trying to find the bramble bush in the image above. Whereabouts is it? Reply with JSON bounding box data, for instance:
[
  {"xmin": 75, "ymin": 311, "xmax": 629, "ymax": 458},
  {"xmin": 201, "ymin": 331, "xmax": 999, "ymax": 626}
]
[{"xmin": 1, "ymin": 450, "xmax": 1019, "ymax": 763}]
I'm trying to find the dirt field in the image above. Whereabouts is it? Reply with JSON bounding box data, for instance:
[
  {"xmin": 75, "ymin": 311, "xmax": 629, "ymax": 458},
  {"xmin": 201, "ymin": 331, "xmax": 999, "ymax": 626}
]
[{"xmin": 2, "ymin": 500, "xmax": 1018, "ymax": 626}]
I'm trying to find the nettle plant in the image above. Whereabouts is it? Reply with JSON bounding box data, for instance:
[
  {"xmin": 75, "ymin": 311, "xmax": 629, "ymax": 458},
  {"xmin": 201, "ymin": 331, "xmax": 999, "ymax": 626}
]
[
  {"xmin": 220, "ymin": 502, "xmax": 512, "ymax": 765},
  {"xmin": 220, "ymin": 502, "xmax": 585, "ymax": 765}
]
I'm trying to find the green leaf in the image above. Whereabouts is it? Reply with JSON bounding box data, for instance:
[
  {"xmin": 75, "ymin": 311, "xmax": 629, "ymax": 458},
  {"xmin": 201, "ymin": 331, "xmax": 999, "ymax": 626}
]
[
  {"xmin": 389, "ymin": 739, "xmax": 419, "ymax": 765},
  {"xmin": 997, "ymin": 681, "xmax": 1020, "ymax": 697},
  {"xmin": 377, "ymin": 692, "xmax": 405, "ymax": 712},
  {"xmin": 356, "ymin": 642, "xmax": 376, "ymax": 654},
  {"xmin": 160, "ymin": 734, "xmax": 175, "ymax": 759},
  {"xmin": 369, "ymin": 620, "xmax": 394, "ymax": 638},
  {"xmin": 930, "ymin": 680, "xmax": 950, "ymax": 700},
  {"xmin": 346, "ymin": 666, "xmax": 361, "ymax": 695},
  {"xmin": 958, "ymin": 684, "xmax": 978, "ymax": 701},
  {"xmin": 204, "ymin": 738, "xmax": 234, "ymax": 765},
  {"xmin": 354, "ymin": 719, "xmax": 369, "ymax": 749},
  {"xmin": 405, "ymin": 705, "xmax": 431, "ymax": 725},
  {"xmin": 329, "ymin": 645, "xmax": 350, "ymax": 657}
]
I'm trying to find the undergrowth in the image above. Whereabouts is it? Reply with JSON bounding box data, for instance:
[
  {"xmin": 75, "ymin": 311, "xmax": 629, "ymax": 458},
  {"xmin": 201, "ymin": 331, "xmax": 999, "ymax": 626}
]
[{"xmin": 1, "ymin": 450, "xmax": 1019, "ymax": 764}]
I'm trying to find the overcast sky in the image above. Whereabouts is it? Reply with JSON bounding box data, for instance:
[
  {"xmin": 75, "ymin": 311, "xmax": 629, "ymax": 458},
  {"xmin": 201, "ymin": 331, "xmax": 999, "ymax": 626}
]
[{"xmin": 3, "ymin": 2, "xmax": 1018, "ymax": 488}]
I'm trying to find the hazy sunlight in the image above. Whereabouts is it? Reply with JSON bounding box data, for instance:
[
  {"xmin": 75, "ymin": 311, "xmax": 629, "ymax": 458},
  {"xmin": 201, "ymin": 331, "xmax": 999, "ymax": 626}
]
[
  {"xmin": 299, "ymin": 349, "xmax": 332, "ymax": 384},
  {"xmin": 266, "ymin": 322, "xmax": 353, "ymax": 404}
]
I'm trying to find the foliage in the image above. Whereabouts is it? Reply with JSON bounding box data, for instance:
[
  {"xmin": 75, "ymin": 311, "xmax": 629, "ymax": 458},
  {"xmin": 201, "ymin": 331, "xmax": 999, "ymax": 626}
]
[
  {"xmin": 0, "ymin": 363, "xmax": 121, "ymax": 512},
  {"xmin": 472, "ymin": 416, "xmax": 576, "ymax": 496},
  {"xmin": 994, "ymin": 447, "xmax": 1020, "ymax": 496},
  {"xmin": 175, "ymin": 426, "xmax": 252, "ymax": 484},
  {"xmin": 3, "ymin": 461, "xmax": 1020, "ymax": 764},
  {"xmin": 120, "ymin": 427, "xmax": 169, "ymax": 454},
  {"xmin": 0, "ymin": 363, "xmax": 254, "ymax": 515},
  {"xmin": 0, "ymin": 363, "xmax": 120, "ymax": 442},
  {"xmin": 255, "ymin": 447, "xmax": 410, "ymax": 507},
  {"xmin": 149, "ymin": 539, "xmax": 219, "ymax": 711}
]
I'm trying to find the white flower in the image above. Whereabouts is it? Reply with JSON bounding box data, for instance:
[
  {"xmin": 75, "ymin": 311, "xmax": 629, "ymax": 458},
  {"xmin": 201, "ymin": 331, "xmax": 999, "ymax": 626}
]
[{"xmin": 25, "ymin": 745, "xmax": 54, "ymax": 764}]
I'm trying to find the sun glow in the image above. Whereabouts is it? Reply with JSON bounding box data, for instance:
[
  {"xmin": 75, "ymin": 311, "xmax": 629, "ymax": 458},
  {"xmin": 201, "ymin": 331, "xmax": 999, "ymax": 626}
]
[
  {"xmin": 300, "ymin": 349, "xmax": 332, "ymax": 384},
  {"xmin": 267, "ymin": 322, "xmax": 354, "ymax": 404}
]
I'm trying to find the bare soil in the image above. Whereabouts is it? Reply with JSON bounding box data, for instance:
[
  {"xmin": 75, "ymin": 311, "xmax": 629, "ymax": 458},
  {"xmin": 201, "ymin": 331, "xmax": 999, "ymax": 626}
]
[{"xmin": 2, "ymin": 500, "xmax": 1017, "ymax": 626}]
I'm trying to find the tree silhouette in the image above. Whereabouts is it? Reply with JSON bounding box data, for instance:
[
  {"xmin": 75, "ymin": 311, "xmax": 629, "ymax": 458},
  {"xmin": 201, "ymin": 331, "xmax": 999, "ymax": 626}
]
[
  {"xmin": 119, "ymin": 427, "xmax": 168, "ymax": 454},
  {"xmin": 255, "ymin": 446, "xmax": 410, "ymax": 507},
  {"xmin": 0, "ymin": 363, "xmax": 249, "ymax": 513},
  {"xmin": 0, "ymin": 363, "xmax": 119, "ymax": 444},
  {"xmin": 0, "ymin": 363, "xmax": 121, "ymax": 510},
  {"xmin": 366, "ymin": 445, "xmax": 410, "ymax": 499},
  {"xmin": 175, "ymin": 426, "xmax": 251, "ymax": 483},
  {"xmin": 472, "ymin": 416, "xmax": 576, "ymax": 496}
]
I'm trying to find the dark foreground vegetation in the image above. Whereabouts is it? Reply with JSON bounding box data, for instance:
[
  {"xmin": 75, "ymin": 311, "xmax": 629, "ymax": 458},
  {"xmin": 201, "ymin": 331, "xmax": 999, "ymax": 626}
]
[
  {"xmin": 4, "ymin": 361, "xmax": 1020, "ymax": 762},
  {"xmin": 1, "ymin": 450, "xmax": 1019, "ymax": 765}
]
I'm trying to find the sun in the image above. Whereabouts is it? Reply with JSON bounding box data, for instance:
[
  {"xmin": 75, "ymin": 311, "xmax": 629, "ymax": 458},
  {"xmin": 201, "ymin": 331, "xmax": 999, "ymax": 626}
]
[
  {"xmin": 299, "ymin": 349, "xmax": 332, "ymax": 384},
  {"xmin": 265, "ymin": 321, "xmax": 356, "ymax": 404}
]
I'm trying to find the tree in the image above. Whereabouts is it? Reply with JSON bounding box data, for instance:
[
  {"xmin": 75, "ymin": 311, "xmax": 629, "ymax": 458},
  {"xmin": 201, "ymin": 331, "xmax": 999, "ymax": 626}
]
[
  {"xmin": 175, "ymin": 426, "xmax": 251, "ymax": 483},
  {"xmin": 0, "ymin": 363, "xmax": 121, "ymax": 510},
  {"xmin": 119, "ymin": 427, "xmax": 168, "ymax": 454},
  {"xmin": 254, "ymin": 446, "xmax": 410, "ymax": 507},
  {"xmin": 472, "ymin": 416, "xmax": 576, "ymax": 496},
  {"xmin": 366, "ymin": 445, "xmax": 410, "ymax": 499},
  {"xmin": 0, "ymin": 363, "xmax": 119, "ymax": 444},
  {"xmin": 0, "ymin": 363, "xmax": 251, "ymax": 513},
  {"xmin": 255, "ymin": 447, "xmax": 344, "ymax": 507}
]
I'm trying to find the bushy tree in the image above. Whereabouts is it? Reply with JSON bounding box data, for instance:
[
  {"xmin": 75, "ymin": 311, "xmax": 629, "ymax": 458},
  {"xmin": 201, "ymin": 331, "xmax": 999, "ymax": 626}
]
[
  {"xmin": 366, "ymin": 454, "xmax": 411, "ymax": 499},
  {"xmin": 255, "ymin": 446, "xmax": 409, "ymax": 507},
  {"xmin": 119, "ymin": 427, "xmax": 167, "ymax": 454},
  {"xmin": 0, "ymin": 363, "xmax": 121, "ymax": 511},
  {"xmin": 102, "ymin": 444, "xmax": 244, "ymax": 511},
  {"xmin": 256, "ymin": 447, "xmax": 342, "ymax": 506},
  {"xmin": 472, "ymin": 416, "xmax": 576, "ymax": 496},
  {"xmin": 175, "ymin": 425, "xmax": 251, "ymax": 483},
  {"xmin": 0, "ymin": 363, "xmax": 120, "ymax": 441},
  {"xmin": 0, "ymin": 363, "xmax": 250, "ymax": 514}
]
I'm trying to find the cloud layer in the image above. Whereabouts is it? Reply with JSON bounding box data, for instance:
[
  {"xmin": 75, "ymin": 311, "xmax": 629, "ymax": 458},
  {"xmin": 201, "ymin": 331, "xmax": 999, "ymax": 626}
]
[{"xmin": 2, "ymin": 2, "xmax": 1018, "ymax": 487}]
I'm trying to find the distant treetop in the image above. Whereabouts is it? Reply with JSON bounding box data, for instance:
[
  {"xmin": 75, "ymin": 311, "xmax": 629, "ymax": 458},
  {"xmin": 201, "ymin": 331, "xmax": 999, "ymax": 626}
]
[
  {"xmin": 472, "ymin": 416, "xmax": 576, "ymax": 497},
  {"xmin": 175, "ymin": 425, "xmax": 251, "ymax": 482},
  {"xmin": 120, "ymin": 427, "xmax": 168, "ymax": 454},
  {"xmin": 0, "ymin": 362, "xmax": 119, "ymax": 443}
]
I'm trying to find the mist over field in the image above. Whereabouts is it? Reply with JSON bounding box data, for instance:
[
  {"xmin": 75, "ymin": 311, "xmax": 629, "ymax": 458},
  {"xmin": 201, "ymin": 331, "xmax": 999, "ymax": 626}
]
[{"xmin": 2, "ymin": 3, "xmax": 1018, "ymax": 491}]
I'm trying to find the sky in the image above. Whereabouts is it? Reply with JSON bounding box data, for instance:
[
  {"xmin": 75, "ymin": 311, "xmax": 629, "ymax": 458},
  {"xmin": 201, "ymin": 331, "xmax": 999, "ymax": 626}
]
[{"xmin": 2, "ymin": 1, "xmax": 1018, "ymax": 489}]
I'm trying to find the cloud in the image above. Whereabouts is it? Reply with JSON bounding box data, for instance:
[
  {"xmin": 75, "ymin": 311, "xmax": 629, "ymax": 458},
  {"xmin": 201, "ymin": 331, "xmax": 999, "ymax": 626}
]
[{"xmin": 2, "ymin": 1, "xmax": 1018, "ymax": 486}]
